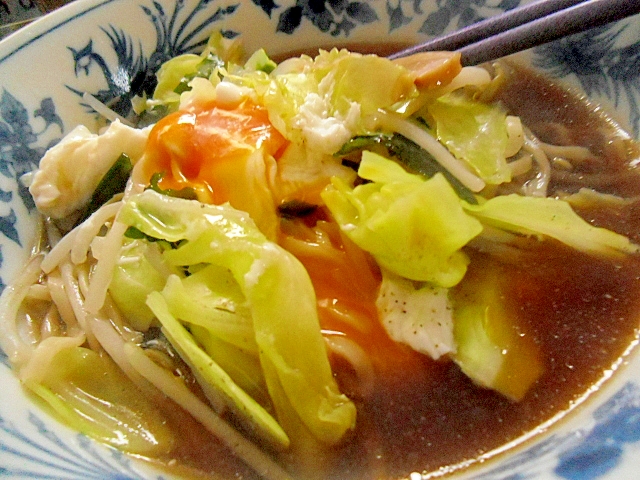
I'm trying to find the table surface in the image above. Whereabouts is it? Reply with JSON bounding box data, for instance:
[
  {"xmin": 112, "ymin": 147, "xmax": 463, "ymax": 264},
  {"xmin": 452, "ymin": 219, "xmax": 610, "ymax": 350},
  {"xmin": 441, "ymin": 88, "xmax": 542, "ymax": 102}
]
[{"xmin": 0, "ymin": 0, "xmax": 75, "ymax": 40}]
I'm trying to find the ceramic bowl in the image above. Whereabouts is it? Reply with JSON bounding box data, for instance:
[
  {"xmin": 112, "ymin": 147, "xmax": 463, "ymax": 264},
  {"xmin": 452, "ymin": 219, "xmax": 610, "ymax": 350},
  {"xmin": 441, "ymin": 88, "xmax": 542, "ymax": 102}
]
[{"xmin": 1, "ymin": 1, "xmax": 640, "ymax": 479}]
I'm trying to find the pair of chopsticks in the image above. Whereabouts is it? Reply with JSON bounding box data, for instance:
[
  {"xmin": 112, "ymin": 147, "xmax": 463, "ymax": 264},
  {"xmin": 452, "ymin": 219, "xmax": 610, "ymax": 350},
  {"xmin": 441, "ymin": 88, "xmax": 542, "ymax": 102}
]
[{"xmin": 389, "ymin": 0, "xmax": 640, "ymax": 66}]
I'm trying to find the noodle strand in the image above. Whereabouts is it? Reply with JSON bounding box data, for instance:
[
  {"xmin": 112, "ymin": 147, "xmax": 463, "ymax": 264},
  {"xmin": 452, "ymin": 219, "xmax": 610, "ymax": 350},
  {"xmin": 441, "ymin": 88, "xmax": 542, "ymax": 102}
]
[
  {"xmin": 85, "ymin": 221, "xmax": 128, "ymax": 314},
  {"xmin": 522, "ymin": 135, "xmax": 551, "ymax": 197},
  {"xmin": 46, "ymin": 269, "xmax": 80, "ymax": 335},
  {"xmin": 59, "ymin": 260, "xmax": 99, "ymax": 351},
  {"xmin": 71, "ymin": 202, "xmax": 122, "ymax": 265},
  {"xmin": 325, "ymin": 335, "xmax": 375, "ymax": 398},
  {"xmin": 375, "ymin": 112, "xmax": 486, "ymax": 192},
  {"xmin": 0, "ymin": 255, "xmax": 46, "ymax": 366}
]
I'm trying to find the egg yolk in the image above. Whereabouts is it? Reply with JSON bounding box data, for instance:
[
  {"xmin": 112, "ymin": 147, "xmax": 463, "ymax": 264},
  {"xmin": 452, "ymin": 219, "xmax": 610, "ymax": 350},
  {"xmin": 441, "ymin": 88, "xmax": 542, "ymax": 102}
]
[
  {"xmin": 280, "ymin": 220, "xmax": 423, "ymax": 379},
  {"xmin": 141, "ymin": 101, "xmax": 287, "ymax": 204}
]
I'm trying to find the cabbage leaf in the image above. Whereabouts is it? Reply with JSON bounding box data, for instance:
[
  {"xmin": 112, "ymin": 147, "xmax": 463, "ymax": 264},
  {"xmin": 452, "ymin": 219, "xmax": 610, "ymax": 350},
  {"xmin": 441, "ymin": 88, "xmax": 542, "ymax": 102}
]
[
  {"xmin": 146, "ymin": 291, "xmax": 289, "ymax": 450},
  {"xmin": 451, "ymin": 259, "xmax": 544, "ymax": 401},
  {"xmin": 376, "ymin": 269, "xmax": 455, "ymax": 359},
  {"xmin": 322, "ymin": 151, "xmax": 483, "ymax": 287},
  {"xmin": 463, "ymin": 194, "xmax": 640, "ymax": 257},
  {"xmin": 24, "ymin": 344, "xmax": 175, "ymax": 455},
  {"xmin": 153, "ymin": 53, "xmax": 203, "ymax": 105},
  {"xmin": 151, "ymin": 33, "xmax": 244, "ymax": 108},
  {"xmin": 108, "ymin": 239, "xmax": 173, "ymax": 331},
  {"xmin": 118, "ymin": 190, "xmax": 356, "ymax": 446},
  {"xmin": 428, "ymin": 92, "xmax": 511, "ymax": 185},
  {"xmin": 160, "ymin": 267, "xmax": 269, "ymax": 404}
]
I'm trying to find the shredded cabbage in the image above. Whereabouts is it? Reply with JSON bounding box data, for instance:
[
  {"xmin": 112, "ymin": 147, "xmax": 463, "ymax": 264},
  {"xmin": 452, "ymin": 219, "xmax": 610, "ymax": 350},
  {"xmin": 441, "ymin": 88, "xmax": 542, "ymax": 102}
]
[{"xmin": 263, "ymin": 49, "xmax": 416, "ymax": 155}]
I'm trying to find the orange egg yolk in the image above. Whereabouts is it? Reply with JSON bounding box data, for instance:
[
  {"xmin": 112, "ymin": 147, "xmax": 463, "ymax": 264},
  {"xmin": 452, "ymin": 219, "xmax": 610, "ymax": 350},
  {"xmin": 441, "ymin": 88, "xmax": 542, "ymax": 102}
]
[
  {"xmin": 280, "ymin": 220, "xmax": 423, "ymax": 378},
  {"xmin": 141, "ymin": 101, "xmax": 287, "ymax": 204}
]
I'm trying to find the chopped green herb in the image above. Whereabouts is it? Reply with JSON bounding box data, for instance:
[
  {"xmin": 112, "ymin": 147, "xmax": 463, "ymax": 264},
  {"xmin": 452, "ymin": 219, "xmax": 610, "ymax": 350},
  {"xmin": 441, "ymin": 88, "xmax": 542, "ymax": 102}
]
[
  {"xmin": 244, "ymin": 48, "xmax": 277, "ymax": 74},
  {"xmin": 124, "ymin": 226, "xmax": 182, "ymax": 250},
  {"xmin": 124, "ymin": 226, "xmax": 151, "ymax": 240},
  {"xmin": 337, "ymin": 133, "xmax": 478, "ymax": 204},
  {"xmin": 174, "ymin": 53, "xmax": 225, "ymax": 94},
  {"xmin": 77, "ymin": 153, "xmax": 133, "ymax": 225},
  {"xmin": 148, "ymin": 172, "xmax": 198, "ymax": 200},
  {"xmin": 337, "ymin": 134, "xmax": 391, "ymax": 155}
]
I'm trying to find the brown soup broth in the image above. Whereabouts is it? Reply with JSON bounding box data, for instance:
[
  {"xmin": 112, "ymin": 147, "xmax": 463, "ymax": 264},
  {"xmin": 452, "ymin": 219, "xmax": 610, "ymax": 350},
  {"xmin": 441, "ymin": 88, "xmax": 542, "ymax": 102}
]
[
  {"xmin": 323, "ymin": 247, "xmax": 640, "ymax": 479},
  {"xmin": 146, "ymin": 60, "xmax": 640, "ymax": 478}
]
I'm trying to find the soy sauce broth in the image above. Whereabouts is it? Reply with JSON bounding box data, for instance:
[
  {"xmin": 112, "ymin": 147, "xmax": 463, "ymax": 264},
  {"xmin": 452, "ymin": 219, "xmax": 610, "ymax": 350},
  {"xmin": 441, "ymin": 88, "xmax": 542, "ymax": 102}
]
[{"xmin": 323, "ymin": 247, "xmax": 640, "ymax": 479}]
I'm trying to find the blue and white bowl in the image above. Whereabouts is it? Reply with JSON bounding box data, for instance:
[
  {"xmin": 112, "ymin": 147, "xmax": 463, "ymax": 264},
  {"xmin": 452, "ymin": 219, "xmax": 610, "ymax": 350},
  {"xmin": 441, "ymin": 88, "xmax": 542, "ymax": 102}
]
[{"xmin": 1, "ymin": 1, "xmax": 640, "ymax": 479}]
